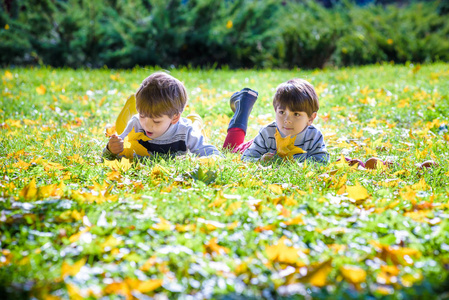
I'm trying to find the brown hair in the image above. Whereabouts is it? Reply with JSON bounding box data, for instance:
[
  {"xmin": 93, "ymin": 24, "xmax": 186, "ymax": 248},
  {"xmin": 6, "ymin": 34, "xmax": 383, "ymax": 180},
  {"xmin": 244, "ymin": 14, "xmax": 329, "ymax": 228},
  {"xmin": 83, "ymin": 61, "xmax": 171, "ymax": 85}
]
[
  {"xmin": 135, "ymin": 72, "xmax": 187, "ymax": 118},
  {"xmin": 272, "ymin": 78, "xmax": 319, "ymax": 117}
]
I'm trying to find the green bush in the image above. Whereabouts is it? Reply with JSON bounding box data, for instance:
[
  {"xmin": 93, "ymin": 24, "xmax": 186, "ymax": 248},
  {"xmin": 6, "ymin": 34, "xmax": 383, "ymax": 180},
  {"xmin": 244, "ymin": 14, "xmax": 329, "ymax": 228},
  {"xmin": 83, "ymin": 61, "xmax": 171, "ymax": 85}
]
[
  {"xmin": 276, "ymin": 1, "xmax": 345, "ymax": 68},
  {"xmin": 1, "ymin": 0, "xmax": 448, "ymax": 68},
  {"xmin": 99, "ymin": 0, "xmax": 282, "ymax": 68},
  {"xmin": 334, "ymin": 1, "xmax": 449, "ymax": 66}
]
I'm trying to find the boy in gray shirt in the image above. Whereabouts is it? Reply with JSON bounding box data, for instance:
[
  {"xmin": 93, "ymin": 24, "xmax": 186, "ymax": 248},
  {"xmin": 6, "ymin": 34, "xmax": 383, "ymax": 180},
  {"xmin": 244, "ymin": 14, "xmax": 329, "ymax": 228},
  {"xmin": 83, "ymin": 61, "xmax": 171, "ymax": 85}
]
[
  {"xmin": 104, "ymin": 72, "xmax": 220, "ymax": 159},
  {"xmin": 223, "ymin": 78, "xmax": 329, "ymax": 163}
]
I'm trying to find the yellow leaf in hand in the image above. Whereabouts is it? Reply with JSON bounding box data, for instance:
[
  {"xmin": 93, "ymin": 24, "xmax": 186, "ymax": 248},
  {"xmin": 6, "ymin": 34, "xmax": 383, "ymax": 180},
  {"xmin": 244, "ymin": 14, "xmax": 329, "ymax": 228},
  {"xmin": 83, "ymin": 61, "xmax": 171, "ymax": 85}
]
[
  {"xmin": 274, "ymin": 129, "xmax": 306, "ymax": 160},
  {"xmin": 116, "ymin": 94, "xmax": 138, "ymax": 135},
  {"xmin": 126, "ymin": 126, "xmax": 150, "ymax": 142},
  {"xmin": 119, "ymin": 128, "xmax": 151, "ymax": 159}
]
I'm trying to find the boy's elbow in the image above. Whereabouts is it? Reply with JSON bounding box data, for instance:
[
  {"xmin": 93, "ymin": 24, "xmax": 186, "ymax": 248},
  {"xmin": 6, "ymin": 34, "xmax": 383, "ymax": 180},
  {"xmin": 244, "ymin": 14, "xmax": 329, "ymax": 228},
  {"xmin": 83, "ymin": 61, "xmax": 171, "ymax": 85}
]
[
  {"xmin": 242, "ymin": 157, "xmax": 260, "ymax": 163},
  {"xmin": 311, "ymin": 154, "xmax": 330, "ymax": 164},
  {"xmin": 302, "ymin": 152, "xmax": 329, "ymax": 164},
  {"xmin": 194, "ymin": 145, "xmax": 222, "ymax": 157}
]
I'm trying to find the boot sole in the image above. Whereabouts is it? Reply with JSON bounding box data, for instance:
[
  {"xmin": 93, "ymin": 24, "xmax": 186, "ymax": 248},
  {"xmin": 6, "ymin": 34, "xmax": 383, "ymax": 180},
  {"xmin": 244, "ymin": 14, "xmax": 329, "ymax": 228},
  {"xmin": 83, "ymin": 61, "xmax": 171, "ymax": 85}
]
[{"xmin": 230, "ymin": 88, "xmax": 258, "ymax": 112}]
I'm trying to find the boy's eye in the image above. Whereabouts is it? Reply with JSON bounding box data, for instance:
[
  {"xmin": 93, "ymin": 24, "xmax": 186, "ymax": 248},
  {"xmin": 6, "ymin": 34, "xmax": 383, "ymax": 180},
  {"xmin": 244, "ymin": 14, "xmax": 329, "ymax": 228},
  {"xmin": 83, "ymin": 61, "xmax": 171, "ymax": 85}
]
[
  {"xmin": 294, "ymin": 113, "xmax": 300, "ymax": 117},
  {"xmin": 153, "ymin": 121, "xmax": 161, "ymax": 124}
]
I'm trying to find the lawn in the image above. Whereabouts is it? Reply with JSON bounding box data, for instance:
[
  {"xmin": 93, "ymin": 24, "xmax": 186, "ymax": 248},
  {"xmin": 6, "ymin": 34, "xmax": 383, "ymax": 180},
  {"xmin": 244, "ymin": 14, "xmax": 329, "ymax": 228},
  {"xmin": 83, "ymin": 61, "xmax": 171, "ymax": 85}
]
[{"xmin": 1, "ymin": 63, "xmax": 449, "ymax": 299}]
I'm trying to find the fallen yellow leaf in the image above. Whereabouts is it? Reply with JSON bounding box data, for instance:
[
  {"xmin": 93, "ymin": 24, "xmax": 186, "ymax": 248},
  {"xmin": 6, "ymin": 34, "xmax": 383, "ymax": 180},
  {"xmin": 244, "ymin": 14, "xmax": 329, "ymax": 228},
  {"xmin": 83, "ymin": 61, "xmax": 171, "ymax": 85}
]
[
  {"xmin": 299, "ymin": 259, "xmax": 333, "ymax": 287},
  {"xmin": 36, "ymin": 84, "xmax": 46, "ymax": 95},
  {"xmin": 151, "ymin": 218, "xmax": 173, "ymax": 231},
  {"xmin": 140, "ymin": 256, "xmax": 158, "ymax": 272},
  {"xmin": 283, "ymin": 214, "xmax": 305, "ymax": 226},
  {"xmin": 61, "ymin": 258, "xmax": 86, "ymax": 278},
  {"xmin": 208, "ymin": 192, "xmax": 228, "ymax": 208},
  {"xmin": 175, "ymin": 223, "xmax": 196, "ymax": 232},
  {"xmin": 4, "ymin": 70, "xmax": 13, "ymax": 80},
  {"xmin": 104, "ymin": 157, "xmax": 132, "ymax": 172},
  {"xmin": 268, "ymin": 184, "xmax": 283, "ymax": 195},
  {"xmin": 66, "ymin": 284, "xmax": 83, "ymax": 300},
  {"xmin": 101, "ymin": 236, "xmax": 122, "ymax": 250},
  {"xmin": 346, "ymin": 181, "xmax": 370, "ymax": 201},
  {"xmin": 19, "ymin": 178, "xmax": 37, "ymax": 200},
  {"xmin": 371, "ymin": 241, "xmax": 421, "ymax": 265},
  {"xmin": 226, "ymin": 201, "xmax": 242, "ymax": 216},
  {"xmin": 136, "ymin": 279, "xmax": 163, "ymax": 293},
  {"xmin": 340, "ymin": 265, "xmax": 367, "ymax": 288},
  {"xmin": 204, "ymin": 237, "xmax": 230, "ymax": 255},
  {"xmin": 68, "ymin": 228, "xmax": 90, "ymax": 243},
  {"xmin": 266, "ymin": 236, "xmax": 302, "ymax": 264}
]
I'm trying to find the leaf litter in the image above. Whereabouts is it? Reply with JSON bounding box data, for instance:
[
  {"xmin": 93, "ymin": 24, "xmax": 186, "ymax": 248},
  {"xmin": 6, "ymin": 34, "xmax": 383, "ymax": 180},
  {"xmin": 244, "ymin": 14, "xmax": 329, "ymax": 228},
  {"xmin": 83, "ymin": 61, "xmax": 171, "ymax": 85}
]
[{"xmin": 0, "ymin": 65, "xmax": 449, "ymax": 298}]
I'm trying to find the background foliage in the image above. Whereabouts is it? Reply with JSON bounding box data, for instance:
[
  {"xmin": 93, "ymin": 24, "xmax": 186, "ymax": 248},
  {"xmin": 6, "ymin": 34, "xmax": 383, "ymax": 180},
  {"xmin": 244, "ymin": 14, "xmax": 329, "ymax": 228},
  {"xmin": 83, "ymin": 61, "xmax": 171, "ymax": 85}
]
[{"xmin": 1, "ymin": 0, "xmax": 448, "ymax": 69}]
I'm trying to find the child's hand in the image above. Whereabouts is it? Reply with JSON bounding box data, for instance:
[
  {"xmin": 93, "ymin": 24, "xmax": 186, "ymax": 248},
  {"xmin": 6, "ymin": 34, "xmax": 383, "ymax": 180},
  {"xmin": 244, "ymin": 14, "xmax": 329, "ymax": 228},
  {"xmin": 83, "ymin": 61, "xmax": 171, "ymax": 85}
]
[
  {"xmin": 108, "ymin": 134, "xmax": 124, "ymax": 154},
  {"xmin": 261, "ymin": 152, "xmax": 275, "ymax": 162}
]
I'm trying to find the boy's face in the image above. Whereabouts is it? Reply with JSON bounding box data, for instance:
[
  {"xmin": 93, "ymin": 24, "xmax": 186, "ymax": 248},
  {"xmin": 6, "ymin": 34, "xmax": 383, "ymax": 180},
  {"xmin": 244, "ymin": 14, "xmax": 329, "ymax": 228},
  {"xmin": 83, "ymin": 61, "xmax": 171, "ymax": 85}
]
[
  {"xmin": 275, "ymin": 107, "xmax": 316, "ymax": 137},
  {"xmin": 138, "ymin": 113, "xmax": 180, "ymax": 139}
]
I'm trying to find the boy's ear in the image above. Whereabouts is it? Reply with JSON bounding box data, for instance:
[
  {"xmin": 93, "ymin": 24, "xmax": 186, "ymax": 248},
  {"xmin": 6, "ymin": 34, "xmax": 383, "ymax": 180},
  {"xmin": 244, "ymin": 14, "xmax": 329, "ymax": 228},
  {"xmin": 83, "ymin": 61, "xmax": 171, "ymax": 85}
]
[
  {"xmin": 171, "ymin": 113, "xmax": 181, "ymax": 124},
  {"xmin": 308, "ymin": 112, "xmax": 317, "ymax": 125}
]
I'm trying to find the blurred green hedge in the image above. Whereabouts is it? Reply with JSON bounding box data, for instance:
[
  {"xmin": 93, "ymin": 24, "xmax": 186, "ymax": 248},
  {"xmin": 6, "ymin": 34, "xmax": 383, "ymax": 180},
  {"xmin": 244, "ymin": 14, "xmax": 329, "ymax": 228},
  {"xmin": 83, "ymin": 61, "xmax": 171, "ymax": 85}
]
[{"xmin": 1, "ymin": 0, "xmax": 448, "ymax": 68}]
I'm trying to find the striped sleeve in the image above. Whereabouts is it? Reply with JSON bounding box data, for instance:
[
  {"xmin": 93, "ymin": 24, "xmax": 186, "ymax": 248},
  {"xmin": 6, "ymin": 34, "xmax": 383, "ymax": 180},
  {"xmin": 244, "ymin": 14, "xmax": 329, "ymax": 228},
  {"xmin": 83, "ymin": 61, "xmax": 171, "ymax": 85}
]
[
  {"xmin": 241, "ymin": 125, "xmax": 274, "ymax": 162},
  {"xmin": 294, "ymin": 126, "xmax": 329, "ymax": 164}
]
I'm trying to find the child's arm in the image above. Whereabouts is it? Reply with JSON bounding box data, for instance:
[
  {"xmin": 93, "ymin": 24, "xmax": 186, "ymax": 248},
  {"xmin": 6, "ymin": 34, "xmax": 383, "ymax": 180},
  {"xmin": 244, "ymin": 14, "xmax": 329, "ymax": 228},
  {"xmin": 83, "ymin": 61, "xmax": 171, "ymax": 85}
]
[
  {"xmin": 102, "ymin": 134, "xmax": 125, "ymax": 160},
  {"xmin": 293, "ymin": 127, "xmax": 329, "ymax": 164},
  {"xmin": 241, "ymin": 126, "xmax": 275, "ymax": 162},
  {"xmin": 186, "ymin": 127, "xmax": 222, "ymax": 157},
  {"xmin": 107, "ymin": 134, "xmax": 124, "ymax": 154},
  {"xmin": 102, "ymin": 115, "xmax": 139, "ymax": 160},
  {"xmin": 261, "ymin": 152, "xmax": 275, "ymax": 161},
  {"xmin": 304, "ymin": 149, "xmax": 329, "ymax": 164}
]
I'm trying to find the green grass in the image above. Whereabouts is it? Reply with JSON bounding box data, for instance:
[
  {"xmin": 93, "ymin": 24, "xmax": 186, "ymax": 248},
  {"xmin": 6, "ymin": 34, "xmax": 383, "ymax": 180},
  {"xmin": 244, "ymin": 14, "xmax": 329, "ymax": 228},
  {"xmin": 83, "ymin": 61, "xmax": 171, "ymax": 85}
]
[{"xmin": 1, "ymin": 63, "xmax": 449, "ymax": 299}]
